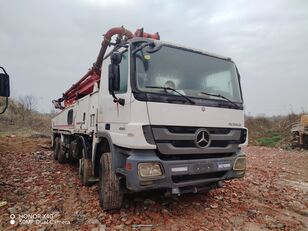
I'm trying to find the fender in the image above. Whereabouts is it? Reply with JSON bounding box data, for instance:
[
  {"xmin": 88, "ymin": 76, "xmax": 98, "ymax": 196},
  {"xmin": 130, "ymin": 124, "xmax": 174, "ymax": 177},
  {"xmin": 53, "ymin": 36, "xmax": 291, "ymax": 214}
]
[{"xmin": 95, "ymin": 131, "xmax": 120, "ymax": 172}]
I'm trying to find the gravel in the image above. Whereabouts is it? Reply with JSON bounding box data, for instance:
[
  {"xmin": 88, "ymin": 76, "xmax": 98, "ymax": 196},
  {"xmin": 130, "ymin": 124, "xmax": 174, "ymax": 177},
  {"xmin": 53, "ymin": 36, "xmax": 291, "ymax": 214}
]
[{"xmin": 0, "ymin": 137, "xmax": 307, "ymax": 230}]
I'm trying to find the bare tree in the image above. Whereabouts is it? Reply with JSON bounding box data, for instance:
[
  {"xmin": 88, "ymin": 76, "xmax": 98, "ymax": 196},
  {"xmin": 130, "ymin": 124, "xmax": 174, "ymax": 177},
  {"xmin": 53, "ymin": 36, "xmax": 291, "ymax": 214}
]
[
  {"xmin": 49, "ymin": 107, "xmax": 57, "ymax": 117},
  {"xmin": 18, "ymin": 95, "xmax": 37, "ymax": 112}
]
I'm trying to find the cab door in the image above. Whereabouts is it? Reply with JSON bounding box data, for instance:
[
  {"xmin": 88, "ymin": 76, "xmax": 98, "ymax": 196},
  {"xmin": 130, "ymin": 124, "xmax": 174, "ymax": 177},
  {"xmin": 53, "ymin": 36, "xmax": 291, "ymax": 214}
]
[{"xmin": 99, "ymin": 49, "xmax": 131, "ymax": 129}]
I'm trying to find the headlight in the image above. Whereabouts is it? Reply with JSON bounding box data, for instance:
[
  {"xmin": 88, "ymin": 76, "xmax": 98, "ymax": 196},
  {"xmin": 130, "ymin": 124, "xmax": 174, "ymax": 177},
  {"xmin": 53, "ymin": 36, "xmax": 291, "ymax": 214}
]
[
  {"xmin": 233, "ymin": 157, "xmax": 246, "ymax": 171},
  {"xmin": 138, "ymin": 162, "xmax": 163, "ymax": 178}
]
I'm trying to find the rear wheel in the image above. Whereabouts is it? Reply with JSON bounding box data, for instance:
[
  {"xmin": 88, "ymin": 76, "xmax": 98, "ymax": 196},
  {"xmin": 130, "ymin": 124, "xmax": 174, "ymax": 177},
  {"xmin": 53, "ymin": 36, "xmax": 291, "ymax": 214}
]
[
  {"xmin": 79, "ymin": 149, "xmax": 92, "ymax": 186},
  {"xmin": 58, "ymin": 144, "xmax": 67, "ymax": 164},
  {"xmin": 99, "ymin": 152, "xmax": 123, "ymax": 210},
  {"xmin": 53, "ymin": 137, "xmax": 60, "ymax": 160}
]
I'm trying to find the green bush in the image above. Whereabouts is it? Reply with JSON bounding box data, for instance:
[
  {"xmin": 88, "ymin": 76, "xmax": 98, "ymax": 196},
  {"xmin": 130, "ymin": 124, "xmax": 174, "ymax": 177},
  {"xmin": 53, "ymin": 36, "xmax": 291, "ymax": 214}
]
[{"xmin": 257, "ymin": 132, "xmax": 282, "ymax": 147}]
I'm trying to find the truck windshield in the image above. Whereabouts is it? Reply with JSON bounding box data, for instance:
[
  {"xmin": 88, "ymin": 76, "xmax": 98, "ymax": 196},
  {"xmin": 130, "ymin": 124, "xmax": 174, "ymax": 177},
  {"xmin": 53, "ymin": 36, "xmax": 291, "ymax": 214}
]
[{"xmin": 135, "ymin": 45, "xmax": 242, "ymax": 103}]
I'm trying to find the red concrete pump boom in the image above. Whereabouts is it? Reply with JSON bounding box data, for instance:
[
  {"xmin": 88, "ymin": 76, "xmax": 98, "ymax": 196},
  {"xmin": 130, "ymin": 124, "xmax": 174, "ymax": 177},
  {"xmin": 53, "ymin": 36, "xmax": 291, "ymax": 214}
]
[{"xmin": 52, "ymin": 27, "xmax": 160, "ymax": 109}]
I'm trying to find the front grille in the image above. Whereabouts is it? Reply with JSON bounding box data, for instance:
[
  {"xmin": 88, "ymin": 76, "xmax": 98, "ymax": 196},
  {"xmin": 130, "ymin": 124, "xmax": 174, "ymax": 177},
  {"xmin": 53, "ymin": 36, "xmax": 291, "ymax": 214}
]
[
  {"xmin": 210, "ymin": 140, "xmax": 230, "ymax": 147},
  {"xmin": 172, "ymin": 171, "xmax": 227, "ymax": 183},
  {"xmin": 170, "ymin": 140, "xmax": 230, "ymax": 148},
  {"xmin": 166, "ymin": 126, "xmax": 231, "ymax": 134},
  {"xmin": 157, "ymin": 152, "xmax": 234, "ymax": 160},
  {"xmin": 151, "ymin": 125, "xmax": 245, "ymax": 155},
  {"xmin": 170, "ymin": 140, "xmax": 195, "ymax": 148}
]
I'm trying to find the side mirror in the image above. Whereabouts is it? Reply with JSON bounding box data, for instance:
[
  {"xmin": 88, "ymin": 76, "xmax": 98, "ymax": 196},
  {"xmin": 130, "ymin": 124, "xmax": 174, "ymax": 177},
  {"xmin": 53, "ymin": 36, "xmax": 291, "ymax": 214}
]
[
  {"xmin": 108, "ymin": 52, "xmax": 122, "ymax": 92},
  {"xmin": 108, "ymin": 52, "xmax": 125, "ymax": 106},
  {"xmin": 108, "ymin": 63, "xmax": 120, "ymax": 92},
  {"xmin": 0, "ymin": 68, "xmax": 10, "ymax": 97}
]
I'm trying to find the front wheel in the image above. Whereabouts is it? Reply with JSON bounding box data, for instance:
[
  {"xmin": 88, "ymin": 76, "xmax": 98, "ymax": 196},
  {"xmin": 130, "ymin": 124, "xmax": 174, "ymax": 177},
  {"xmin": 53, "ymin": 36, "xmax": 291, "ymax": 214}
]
[
  {"xmin": 99, "ymin": 152, "xmax": 123, "ymax": 210},
  {"xmin": 58, "ymin": 143, "xmax": 67, "ymax": 164}
]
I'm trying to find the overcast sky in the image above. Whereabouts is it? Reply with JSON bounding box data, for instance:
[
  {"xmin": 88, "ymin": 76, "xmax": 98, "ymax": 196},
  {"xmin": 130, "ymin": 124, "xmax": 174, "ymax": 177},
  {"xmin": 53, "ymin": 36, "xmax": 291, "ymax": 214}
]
[{"xmin": 0, "ymin": 0, "xmax": 307, "ymax": 116}]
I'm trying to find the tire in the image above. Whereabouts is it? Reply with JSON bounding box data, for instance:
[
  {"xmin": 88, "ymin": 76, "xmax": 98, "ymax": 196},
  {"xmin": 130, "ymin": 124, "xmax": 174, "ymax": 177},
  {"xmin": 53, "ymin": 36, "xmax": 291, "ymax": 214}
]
[
  {"xmin": 53, "ymin": 137, "xmax": 61, "ymax": 160},
  {"xmin": 79, "ymin": 149, "xmax": 93, "ymax": 186},
  {"xmin": 68, "ymin": 143, "xmax": 75, "ymax": 163},
  {"xmin": 58, "ymin": 144, "xmax": 67, "ymax": 164},
  {"xmin": 99, "ymin": 152, "xmax": 123, "ymax": 210},
  {"xmin": 304, "ymin": 135, "xmax": 308, "ymax": 149}
]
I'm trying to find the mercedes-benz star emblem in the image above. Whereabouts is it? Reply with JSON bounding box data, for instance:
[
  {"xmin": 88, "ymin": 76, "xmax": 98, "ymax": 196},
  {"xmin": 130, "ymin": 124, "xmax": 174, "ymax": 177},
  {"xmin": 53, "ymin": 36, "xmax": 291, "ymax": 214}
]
[{"xmin": 195, "ymin": 129, "xmax": 211, "ymax": 148}]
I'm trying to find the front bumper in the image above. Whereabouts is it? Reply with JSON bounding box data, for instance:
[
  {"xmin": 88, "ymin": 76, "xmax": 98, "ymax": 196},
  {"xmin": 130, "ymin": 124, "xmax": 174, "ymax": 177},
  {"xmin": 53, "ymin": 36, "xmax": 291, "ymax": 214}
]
[{"xmin": 125, "ymin": 149, "xmax": 245, "ymax": 192}]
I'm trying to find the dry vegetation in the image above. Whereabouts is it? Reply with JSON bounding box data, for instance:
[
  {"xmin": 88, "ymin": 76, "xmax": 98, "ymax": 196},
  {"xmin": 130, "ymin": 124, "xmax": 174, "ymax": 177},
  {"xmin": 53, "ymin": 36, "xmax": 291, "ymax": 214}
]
[
  {"xmin": 0, "ymin": 97, "xmax": 51, "ymax": 137},
  {"xmin": 245, "ymin": 113, "xmax": 303, "ymax": 148}
]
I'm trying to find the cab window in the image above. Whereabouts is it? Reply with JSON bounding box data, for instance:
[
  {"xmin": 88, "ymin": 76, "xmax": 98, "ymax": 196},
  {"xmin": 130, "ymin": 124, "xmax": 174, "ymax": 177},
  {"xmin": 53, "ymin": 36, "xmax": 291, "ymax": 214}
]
[{"xmin": 115, "ymin": 52, "xmax": 128, "ymax": 94}]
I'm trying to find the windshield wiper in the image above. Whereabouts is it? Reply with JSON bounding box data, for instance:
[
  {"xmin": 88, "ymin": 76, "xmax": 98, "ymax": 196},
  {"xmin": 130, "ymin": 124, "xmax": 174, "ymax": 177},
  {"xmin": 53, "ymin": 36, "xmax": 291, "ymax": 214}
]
[
  {"xmin": 200, "ymin": 91, "xmax": 240, "ymax": 109},
  {"xmin": 146, "ymin": 86, "xmax": 195, "ymax": 105},
  {"xmin": 132, "ymin": 41, "xmax": 154, "ymax": 55},
  {"xmin": 132, "ymin": 40, "xmax": 162, "ymax": 55}
]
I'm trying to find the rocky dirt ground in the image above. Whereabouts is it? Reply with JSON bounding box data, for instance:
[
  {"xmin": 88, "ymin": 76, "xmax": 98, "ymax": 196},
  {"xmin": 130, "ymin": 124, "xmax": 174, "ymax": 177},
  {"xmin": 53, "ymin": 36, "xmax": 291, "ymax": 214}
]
[{"xmin": 0, "ymin": 137, "xmax": 307, "ymax": 231}]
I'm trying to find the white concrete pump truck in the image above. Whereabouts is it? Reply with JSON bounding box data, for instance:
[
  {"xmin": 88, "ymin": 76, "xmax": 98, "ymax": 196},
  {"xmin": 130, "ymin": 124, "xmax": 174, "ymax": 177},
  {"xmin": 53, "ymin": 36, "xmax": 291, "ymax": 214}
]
[{"xmin": 51, "ymin": 27, "xmax": 247, "ymax": 210}]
